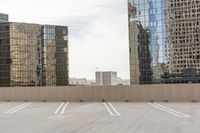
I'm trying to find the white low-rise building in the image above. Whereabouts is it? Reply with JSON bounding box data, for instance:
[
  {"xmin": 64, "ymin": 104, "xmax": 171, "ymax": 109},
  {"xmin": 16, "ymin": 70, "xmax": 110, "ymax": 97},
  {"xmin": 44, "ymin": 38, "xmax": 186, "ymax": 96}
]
[{"xmin": 95, "ymin": 71, "xmax": 117, "ymax": 86}]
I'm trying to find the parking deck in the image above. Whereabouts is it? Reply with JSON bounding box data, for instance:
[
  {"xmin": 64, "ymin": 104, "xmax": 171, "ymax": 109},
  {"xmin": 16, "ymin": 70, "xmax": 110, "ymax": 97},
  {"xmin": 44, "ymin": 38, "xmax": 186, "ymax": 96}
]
[{"xmin": 0, "ymin": 102, "xmax": 199, "ymax": 133}]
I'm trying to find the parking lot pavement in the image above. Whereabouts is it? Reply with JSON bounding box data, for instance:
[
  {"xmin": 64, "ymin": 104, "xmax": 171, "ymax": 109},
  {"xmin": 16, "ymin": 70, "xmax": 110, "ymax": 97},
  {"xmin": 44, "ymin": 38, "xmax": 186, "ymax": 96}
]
[{"xmin": 0, "ymin": 102, "xmax": 199, "ymax": 133}]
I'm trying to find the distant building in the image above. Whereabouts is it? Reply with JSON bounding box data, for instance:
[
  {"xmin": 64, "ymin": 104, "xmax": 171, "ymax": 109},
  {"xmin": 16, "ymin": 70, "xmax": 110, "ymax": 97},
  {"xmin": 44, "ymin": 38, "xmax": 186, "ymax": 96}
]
[
  {"xmin": 88, "ymin": 80, "xmax": 96, "ymax": 85},
  {"xmin": 0, "ymin": 13, "xmax": 8, "ymax": 22},
  {"xmin": 95, "ymin": 71, "xmax": 117, "ymax": 86},
  {"xmin": 69, "ymin": 78, "xmax": 90, "ymax": 85},
  {"xmin": 0, "ymin": 22, "xmax": 69, "ymax": 86},
  {"xmin": 117, "ymin": 77, "xmax": 130, "ymax": 85}
]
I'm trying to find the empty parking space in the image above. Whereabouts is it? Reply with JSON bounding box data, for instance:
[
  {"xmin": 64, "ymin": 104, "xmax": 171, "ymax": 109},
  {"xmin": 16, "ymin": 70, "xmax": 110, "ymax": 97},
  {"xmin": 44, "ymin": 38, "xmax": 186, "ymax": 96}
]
[
  {"xmin": 0, "ymin": 102, "xmax": 199, "ymax": 133},
  {"xmin": 61, "ymin": 102, "xmax": 109, "ymax": 117},
  {"xmin": 3, "ymin": 102, "xmax": 63, "ymax": 115}
]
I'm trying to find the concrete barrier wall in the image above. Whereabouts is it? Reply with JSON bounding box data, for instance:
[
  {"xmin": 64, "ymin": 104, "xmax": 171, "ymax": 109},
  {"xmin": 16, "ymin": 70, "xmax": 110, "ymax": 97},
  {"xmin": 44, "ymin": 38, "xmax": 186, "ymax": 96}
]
[{"xmin": 0, "ymin": 84, "xmax": 200, "ymax": 102}]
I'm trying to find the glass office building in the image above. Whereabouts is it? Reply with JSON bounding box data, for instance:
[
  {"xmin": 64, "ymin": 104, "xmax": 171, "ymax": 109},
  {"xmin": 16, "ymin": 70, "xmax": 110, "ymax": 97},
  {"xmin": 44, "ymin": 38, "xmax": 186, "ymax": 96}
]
[
  {"xmin": 128, "ymin": 0, "xmax": 200, "ymax": 84},
  {"xmin": 0, "ymin": 22, "xmax": 69, "ymax": 86}
]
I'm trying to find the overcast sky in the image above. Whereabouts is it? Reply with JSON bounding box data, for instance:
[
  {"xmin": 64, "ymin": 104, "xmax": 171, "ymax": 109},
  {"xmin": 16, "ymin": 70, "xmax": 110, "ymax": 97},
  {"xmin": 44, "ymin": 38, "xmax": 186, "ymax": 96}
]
[{"xmin": 1, "ymin": 0, "xmax": 129, "ymax": 80}]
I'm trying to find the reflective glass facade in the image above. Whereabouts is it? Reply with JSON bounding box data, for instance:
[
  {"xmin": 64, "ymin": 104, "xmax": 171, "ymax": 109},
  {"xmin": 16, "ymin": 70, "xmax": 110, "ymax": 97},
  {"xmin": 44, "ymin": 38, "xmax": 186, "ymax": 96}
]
[
  {"xmin": 0, "ymin": 22, "xmax": 68, "ymax": 86},
  {"xmin": 128, "ymin": 0, "xmax": 200, "ymax": 84}
]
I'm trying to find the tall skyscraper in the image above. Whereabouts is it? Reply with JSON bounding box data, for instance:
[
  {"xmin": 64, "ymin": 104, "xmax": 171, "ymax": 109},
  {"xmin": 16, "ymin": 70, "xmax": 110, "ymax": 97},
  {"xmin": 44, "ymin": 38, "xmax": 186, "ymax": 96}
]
[
  {"xmin": 0, "ymin": 22, "xmax": 69, "ymax": 86},
  {"xmin": 128, "ymin": 0, "xmax": 200, "ymax": 84}
]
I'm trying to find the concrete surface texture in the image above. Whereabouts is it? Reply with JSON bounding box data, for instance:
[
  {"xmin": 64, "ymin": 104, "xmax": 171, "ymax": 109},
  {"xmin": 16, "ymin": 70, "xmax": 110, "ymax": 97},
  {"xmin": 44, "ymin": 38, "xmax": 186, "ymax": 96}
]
[
  {"xmin": 0, "ymin": 102, "xmax": 199, "ymax": 133},
  {"xmin": 0, "ymin": 84, "xmax": 200, "ymax": 102}
]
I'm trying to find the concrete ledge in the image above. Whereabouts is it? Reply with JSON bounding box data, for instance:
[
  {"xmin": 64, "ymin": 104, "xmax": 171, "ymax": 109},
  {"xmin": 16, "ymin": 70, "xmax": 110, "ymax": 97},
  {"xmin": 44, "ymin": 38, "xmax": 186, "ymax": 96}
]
[{"xmin": 0, "ymin": 84, "xmax": 199, "ymax": 102}]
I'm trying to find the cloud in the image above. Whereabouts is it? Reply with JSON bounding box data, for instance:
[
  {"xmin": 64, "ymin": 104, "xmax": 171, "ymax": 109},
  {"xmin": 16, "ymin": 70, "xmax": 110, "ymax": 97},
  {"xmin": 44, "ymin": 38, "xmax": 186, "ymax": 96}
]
[{"xmin": 1, "ymin": 0, "xmax": 130, "ymax": 79}]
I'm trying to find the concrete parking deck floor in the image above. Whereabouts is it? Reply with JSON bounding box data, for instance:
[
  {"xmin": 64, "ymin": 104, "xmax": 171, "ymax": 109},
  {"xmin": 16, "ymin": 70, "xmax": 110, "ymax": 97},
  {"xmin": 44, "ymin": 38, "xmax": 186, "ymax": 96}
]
[{"xmin": 0, "ymin": 102, "xmax": 199, "ymax": 133}]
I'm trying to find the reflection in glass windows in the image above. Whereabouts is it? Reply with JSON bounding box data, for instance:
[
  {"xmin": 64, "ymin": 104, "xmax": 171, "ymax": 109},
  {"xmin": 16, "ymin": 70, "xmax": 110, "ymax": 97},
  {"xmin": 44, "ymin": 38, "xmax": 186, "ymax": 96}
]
[
  {"xmin": 0, "ymin": 22, "xmax": 68, "ymax": 87},
  {"xmin": 128, "ymin": 0, "xmax": 200, "ymax": 84}
]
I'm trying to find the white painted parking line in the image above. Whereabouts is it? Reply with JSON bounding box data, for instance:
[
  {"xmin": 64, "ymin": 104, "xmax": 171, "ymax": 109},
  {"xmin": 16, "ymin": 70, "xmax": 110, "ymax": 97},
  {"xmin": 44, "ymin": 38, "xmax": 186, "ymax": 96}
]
[
  {"xmin": 10, "ymin": 103, "xmax": 32, "ymax": 114},
  {"xmin": 5, "ymin": 102, "xmax": 32, "ymax": 114},
  {"xmin": 108, "ymin": 103, "xmax": 121, "ymax": 116},
  {"xmin": 103, "ymin": 103, "xmax": 114, "ymax": 116},
  {"xmin": 5, "ymin": 103, "xmax": 27, "ymax": 114},
  {"xmin": 149, "ymin": 103, "xmax": 191, "ymax": 118},
  {"xmin": 54, "ymin": 102, "xmax": 69, "ymax": 115},
  {"xmin": 153, "ymin": 103, "xmax": 191, "ymax": 117},
  {"xmin": 61, "ymin": 102, "xmax": 69, "ymax": 115},
  {"xmin": 149, "ymin": 103, "xmax": 183, "ymax": 117},
  {"xmin": 54, "ymin": 102, "xmax": 65, "ymax": 114},
  {"xmin": 103, "ymin": 102, "xmax": 121, "ymax": 116}
]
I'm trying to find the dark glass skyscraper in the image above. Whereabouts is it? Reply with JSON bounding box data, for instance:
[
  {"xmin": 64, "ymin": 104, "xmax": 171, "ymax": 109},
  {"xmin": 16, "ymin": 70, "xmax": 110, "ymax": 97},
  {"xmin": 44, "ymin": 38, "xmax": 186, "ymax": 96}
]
[
  {"xmin": 0, "ymin": 22, "xmax": 69, "ymax": 86},
  {"xmin": 128, "ymin": 0, "xmax": 200, "ymax": 84}
]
